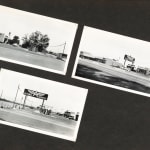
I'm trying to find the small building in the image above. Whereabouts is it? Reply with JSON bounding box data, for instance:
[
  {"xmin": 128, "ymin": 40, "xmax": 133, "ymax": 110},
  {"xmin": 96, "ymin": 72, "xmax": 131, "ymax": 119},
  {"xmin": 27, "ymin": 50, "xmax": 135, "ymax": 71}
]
[
  {"xmin": 136, "ymin": 66, "xmax": 150, "ymax": 75},
  {"xmin": 94, "ymin": 57, "xmax": 106, "ymax": 63},
  {"xmin": 95, "ymin": 57, "xmax": 124, "ymax": 68},
  {"xmin": 56, "ymin": 53, "xmax": 67, "ymax": 59},
  {"xmin": 79, "ymin": 51, "xmax": 95, "ymax": 60}
]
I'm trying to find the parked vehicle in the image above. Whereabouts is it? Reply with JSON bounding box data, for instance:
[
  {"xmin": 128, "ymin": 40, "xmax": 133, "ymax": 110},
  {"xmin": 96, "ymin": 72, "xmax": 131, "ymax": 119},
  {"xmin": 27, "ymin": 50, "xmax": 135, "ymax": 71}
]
[
  {"xmin": 64, "ymin": 111, "xmax": 76, "ymax": 120},
  {"xmin": 127, "ymin": 64, "xmax": 136, "ymax": 72}
]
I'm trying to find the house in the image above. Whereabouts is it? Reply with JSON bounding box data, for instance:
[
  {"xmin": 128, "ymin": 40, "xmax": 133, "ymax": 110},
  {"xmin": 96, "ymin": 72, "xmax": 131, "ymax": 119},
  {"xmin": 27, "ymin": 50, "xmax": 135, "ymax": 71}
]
[{"xmin": 136, "ymin": 66, "xmax": 150, "ymax": 75}]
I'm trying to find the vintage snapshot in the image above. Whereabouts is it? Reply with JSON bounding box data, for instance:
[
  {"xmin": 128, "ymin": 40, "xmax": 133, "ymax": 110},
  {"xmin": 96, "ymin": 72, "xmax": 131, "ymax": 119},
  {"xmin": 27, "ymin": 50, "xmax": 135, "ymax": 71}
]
[
  {"xmin": 0, "ymin": 68, "xmax": 88, "ymax": 141},
  {"xmin": 0, "ymin": 5, "xmax": 77, "ymax": 74},
  {"xmin": 72, "ymin": 26, "xmax": 150, "ymax": 97}
]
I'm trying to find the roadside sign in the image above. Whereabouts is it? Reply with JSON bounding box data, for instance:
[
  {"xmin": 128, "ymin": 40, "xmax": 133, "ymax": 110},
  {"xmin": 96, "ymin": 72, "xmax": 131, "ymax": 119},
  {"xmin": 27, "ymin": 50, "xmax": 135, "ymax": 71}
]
[
  {"xmin": 124, "ymin": 54, "xmax": 135, "ymax": 62},
  {"xmin": 23, "ymin": 89, "xmax": 48, "ymax": 100}
]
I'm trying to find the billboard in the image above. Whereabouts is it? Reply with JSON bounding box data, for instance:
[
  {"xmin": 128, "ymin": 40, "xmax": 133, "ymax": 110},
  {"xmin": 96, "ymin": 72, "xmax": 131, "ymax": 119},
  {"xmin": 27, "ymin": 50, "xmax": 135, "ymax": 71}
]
[
  {"xmin": 23, "ymin": 89, "xmax": 48, "ymax": 100},
  {"xmin": 124, "ymin": 54, "xmax": 135, "ymax": 62}
]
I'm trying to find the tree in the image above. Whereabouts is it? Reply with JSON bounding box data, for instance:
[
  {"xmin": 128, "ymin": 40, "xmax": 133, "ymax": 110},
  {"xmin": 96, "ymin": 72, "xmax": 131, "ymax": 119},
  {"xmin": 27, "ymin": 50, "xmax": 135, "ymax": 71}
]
[
  {"xmin": 22, "ymin": 34, "xmax": 30, "ymax": 48},
  {"xmin": 11, "ymin": 35, "xmax": 20, "ymax": 45},
  {"xmin": 22, "ymin": 31, "xmax": 50, "ymax": 52}
]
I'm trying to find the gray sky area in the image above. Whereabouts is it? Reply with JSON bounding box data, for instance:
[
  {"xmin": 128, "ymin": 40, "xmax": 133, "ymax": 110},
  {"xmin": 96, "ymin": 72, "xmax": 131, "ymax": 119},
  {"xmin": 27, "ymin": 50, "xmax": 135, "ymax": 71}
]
[
  {"xmin": 0, "ymin": 69, "xmax": 88, "ymax": 113},
  {"xmin": 79, "ymin": 26, "xmax": 150, "ymax": 68},
  {"xmin": 0, "ymin": 5, "xmax": 77, "ymax": 54}
]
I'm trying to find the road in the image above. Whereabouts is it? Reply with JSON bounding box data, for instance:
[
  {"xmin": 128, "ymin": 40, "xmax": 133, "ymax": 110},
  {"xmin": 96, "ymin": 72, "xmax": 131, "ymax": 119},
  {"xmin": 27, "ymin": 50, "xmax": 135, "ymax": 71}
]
[
  {"xmin": 0, "ymin": 108, "xmax": 77, "ymax": 139},
  {"xmin": 0, "ymin": 44, "xmax": 65, "ymax": 71},
  {"xmin": 76, "ymin": 59, "xmax": 150, "ymax": 94}
]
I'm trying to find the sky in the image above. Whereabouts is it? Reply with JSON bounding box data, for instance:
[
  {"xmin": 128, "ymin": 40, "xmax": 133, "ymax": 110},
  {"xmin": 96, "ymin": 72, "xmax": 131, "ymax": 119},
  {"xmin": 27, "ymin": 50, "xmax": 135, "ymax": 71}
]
[
  {"xmin": 0, "ymin": 5, "xmax": 77, "ymax": 54},
  {"xmin": 0, "ymin": 69, "xmax": 88, "ymax": 113},
  {"xmin": 78, "ymin": 26, "xmax": 150, "ymax": 68}
]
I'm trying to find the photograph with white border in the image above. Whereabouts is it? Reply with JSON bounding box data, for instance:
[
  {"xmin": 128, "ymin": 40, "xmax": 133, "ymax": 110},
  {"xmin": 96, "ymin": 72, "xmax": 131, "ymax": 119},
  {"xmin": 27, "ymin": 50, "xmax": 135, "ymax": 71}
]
[
  {"xmin": 0, "ymin": 5, "xmax": 78, "ymax": 75},
  {"xmin": 0, "ymin": 68, "xmax": 88, "ymax": 142},
  {"xmin": 72, "ymin": 26, "xmax": 150, "ymax": 98}
]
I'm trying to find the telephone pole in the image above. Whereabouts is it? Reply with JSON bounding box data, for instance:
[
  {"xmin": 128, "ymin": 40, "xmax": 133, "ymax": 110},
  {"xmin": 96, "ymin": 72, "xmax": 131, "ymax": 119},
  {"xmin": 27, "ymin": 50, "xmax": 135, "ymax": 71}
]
[
  {"xmin": 63, "ymin": 42, "xmax": 66, "ymax": 54},
  {"xmin": 13, "ymin": 84, "xmax": 20, "ymax": 108},
  {"xmin": 0, "ymin": 90, "xmax": 3, "ymax": 99}
]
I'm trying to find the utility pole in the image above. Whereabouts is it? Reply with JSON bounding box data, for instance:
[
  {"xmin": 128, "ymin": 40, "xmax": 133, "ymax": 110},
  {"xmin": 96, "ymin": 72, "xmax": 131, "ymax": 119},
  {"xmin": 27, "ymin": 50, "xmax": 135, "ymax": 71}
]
[
  {"xmin": 62, "ymin": 42, "xmax": 66, "ymax": 54},
  {"xmin": 0, "ymin": 90, "xmax": 3, "ymax": 99},
  {"xmin": 13, "ymin": 84, "xmax": 20, "ymax": 108},
  {"xmin": 22, "ymin": 95, "xmax": 27, "ymax": 109}
]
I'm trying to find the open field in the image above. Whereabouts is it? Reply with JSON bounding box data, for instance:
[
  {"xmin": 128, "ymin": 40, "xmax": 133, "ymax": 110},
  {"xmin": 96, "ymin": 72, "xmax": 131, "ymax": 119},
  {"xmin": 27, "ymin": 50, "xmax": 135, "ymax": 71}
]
[
  {"xmin": 75, "ymin": 59, "xmax": 150, "ymax": 94},
  {"xmin": 0, "ymin": 44, "xmax": 65, "ymax": 71}
]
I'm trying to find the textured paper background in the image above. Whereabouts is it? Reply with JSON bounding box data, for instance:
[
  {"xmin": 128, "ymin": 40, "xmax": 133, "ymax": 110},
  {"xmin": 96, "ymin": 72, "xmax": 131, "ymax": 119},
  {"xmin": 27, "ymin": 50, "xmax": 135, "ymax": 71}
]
[{"xmin": 0, "ymin": 0, "xmax": 150, "ymax": 150}]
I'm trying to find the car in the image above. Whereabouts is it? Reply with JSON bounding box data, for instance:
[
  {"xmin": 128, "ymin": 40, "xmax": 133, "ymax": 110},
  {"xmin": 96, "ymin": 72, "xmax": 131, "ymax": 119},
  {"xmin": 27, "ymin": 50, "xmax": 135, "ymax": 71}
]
[{"xmin": 127, "ymin": 64, "xmax": 136, "ymax": 71}]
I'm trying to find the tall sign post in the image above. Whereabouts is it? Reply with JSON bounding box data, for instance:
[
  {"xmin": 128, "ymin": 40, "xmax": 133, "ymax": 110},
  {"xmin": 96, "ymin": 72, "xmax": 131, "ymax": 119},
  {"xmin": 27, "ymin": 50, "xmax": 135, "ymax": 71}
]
[
  {"xmin": 124, "ymin": 54, "xmax": 135, "ymax": 67},
  {"xmin": 22, "ymin": 95, "xmax": 27, "ymax": 109}
]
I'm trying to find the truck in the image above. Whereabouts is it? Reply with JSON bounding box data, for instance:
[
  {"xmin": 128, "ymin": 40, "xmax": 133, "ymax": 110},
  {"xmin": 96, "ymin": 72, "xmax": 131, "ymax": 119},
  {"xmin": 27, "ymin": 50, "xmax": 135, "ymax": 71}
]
[{"xmin": 64, "ymin": 111, "xmax": 79, "ymax": 121}]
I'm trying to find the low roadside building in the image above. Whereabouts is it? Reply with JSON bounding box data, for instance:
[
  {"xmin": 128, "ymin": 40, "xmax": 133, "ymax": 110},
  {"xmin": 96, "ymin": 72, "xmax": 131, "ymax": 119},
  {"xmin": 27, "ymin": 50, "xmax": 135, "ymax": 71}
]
[
  {"xmin": 79, "ymin": 51, "xmax": 95, "ymax": 60},
  {"xmin": 136, "ymin": 66, "xmax": 150, "ymax": 75},
  {"xmin": 95, "ymin": 57, "xmax": 124, "ymax": 68}
]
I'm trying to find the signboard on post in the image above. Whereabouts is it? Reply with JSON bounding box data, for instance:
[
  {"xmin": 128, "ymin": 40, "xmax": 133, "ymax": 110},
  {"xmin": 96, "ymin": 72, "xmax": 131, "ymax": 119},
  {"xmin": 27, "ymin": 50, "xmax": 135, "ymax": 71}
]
[
  {"xmin": 124, "ymin": 54, "xmax": 135, "ymax": 63},
  {"xmin": 23, "ymin": 89, "xmax": 48, "ymax": 100}
]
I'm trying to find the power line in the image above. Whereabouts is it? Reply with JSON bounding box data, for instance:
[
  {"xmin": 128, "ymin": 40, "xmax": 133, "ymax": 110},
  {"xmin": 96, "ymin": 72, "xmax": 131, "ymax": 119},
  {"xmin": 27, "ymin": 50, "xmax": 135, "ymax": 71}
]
[{"xmin": 49, "ymin": 42, "xmax": 66, "ymax": 47}]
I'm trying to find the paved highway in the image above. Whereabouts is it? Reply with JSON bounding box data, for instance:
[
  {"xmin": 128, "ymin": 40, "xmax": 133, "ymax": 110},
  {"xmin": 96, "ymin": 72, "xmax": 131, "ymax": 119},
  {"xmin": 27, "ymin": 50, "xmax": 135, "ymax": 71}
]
[
  {"xmin": 76, "ymin": 59, "xmax": 150, "ymax": 94},
  {"xmin": 0, "ymin": 108, "xmax": 77, "ymax": 138},
  {"xmin": 78, "ymin": 59, "xmax": 150, "ymax": 87}
]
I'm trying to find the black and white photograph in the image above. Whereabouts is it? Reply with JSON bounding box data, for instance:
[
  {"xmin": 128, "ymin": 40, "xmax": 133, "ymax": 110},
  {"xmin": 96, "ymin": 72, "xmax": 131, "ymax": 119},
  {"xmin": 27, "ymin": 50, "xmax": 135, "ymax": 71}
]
[
  {"xmin": 0, "ymin": 5, "xmax": 77, "ymax": 74},
  {"xmin": 72, "ymin": 26, "xmax": 150, "ymax": 97},
  {"xmin": 0, "ymin": 68, "xmax": 88, "ymax": 141}
]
